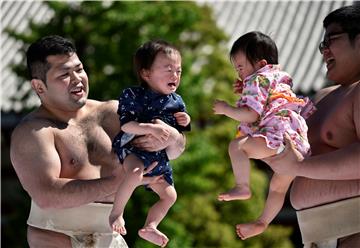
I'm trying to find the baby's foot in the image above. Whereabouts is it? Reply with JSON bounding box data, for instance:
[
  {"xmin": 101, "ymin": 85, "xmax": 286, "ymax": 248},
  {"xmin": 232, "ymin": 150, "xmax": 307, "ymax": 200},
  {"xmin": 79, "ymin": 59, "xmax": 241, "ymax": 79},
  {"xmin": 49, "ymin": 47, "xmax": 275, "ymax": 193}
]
[
  {"xmin": 236, "ymin": 220, "xmax": 267, "ymax": 240},
  {"xmin": 218, "ymin": 186, "xmax": 251, "ymax": 201},
  {"xmin": 109, "ymin": 214, "xmax": 126, "ymax": 235},
  {"xmin": 138, "ymin": 226, "xmax": 169, "ymax": 247}
]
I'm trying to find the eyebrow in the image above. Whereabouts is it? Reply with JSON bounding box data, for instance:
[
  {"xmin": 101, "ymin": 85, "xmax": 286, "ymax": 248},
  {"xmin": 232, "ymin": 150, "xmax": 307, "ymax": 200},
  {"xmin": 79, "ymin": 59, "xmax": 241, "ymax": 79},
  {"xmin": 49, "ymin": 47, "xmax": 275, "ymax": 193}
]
[{"xmin": 58, "ymin": 62, "xmax": 83, "ymax": 71}]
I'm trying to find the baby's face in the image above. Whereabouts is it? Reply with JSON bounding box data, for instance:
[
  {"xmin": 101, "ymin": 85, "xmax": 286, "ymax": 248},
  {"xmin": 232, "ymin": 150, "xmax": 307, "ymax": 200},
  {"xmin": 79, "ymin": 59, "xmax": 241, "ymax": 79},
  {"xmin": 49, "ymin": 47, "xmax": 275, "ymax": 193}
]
[
  {"xmin": 143, "ymin": 52, "xmax": 182, "ymax": 95},
  {"xmin": 231, "ymin": 51, "xmax": 257, "ymax": 81}
]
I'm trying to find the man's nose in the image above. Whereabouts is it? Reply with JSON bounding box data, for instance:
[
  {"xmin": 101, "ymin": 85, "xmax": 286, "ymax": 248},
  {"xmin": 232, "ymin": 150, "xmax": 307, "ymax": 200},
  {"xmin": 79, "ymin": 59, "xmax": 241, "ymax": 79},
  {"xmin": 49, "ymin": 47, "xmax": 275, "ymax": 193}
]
[{"xmin": 70, "ymin": 71, "xmax": 81, "ymax": 82}]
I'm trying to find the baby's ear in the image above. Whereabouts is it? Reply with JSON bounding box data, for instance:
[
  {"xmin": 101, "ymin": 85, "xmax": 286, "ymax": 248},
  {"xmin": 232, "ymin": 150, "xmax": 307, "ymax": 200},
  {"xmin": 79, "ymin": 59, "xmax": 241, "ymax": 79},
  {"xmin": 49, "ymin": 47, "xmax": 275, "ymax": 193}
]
[
  {"xmin": 140, "ymin": 69, "xmax": 150, "ymax": 81},
  {"xmin": 259, "ymin": 59, "xmax": 268, "ymax": 67}
]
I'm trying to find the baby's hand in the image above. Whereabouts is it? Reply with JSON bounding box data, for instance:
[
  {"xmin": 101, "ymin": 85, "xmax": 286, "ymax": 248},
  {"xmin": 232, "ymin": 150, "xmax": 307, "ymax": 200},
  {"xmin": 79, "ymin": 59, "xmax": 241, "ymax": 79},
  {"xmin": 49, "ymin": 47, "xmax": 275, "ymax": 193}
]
[
  {"xmin": 213, "ymin": 99, "xmax": 229, "ymax": 115},
  {"xmin": 233, "ymin": 78, "xmax": 243, "ymax": 94},
  {"xmin": 174, "ymin": 112, "xmax": 191, "ymax": 127},
  {"xmin": 149, "ymin": 121, "xmax": 171, "ymax": 142}
]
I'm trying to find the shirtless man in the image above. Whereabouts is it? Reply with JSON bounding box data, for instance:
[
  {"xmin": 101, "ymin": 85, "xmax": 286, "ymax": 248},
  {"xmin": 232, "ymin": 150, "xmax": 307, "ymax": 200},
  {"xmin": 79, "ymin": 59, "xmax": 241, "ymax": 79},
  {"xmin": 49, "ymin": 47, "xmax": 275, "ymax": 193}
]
[
  {"xmin": 263, "ymin": 5, "xmax": 360, "ymax": 248},
  {"xmin": 10, "ymin": 35, "xmax": 186, "ymax": 247}
]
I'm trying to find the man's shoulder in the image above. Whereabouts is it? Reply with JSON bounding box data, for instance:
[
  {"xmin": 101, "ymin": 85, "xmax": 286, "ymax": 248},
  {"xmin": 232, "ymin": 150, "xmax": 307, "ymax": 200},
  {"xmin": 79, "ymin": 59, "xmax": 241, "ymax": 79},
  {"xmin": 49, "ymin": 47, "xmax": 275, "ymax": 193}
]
[
  {"xmin": 313, "ymin": 85, "xmax": 340, "ymax": 104},
  {"xmin": 87, "ymin": 98, "xmax": 117, "ymax": 107},
  {"xmin": 316, "ymin": 81, "xmax": 360, "ymax": 101},
  {"xmin": 87, "ymin": 99, "xmax": 118, "ymax": 114},
  {"xmin": 11, "ymin": 110, "xmax": 54, "ymax": 142}
]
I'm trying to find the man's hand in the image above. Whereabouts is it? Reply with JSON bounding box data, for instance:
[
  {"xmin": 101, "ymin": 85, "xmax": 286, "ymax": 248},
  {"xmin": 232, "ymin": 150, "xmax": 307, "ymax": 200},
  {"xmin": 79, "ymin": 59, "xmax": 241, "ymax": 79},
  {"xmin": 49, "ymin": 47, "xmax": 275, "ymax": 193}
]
[
  {"xmin": 131, "ymin": 119, "xmax": 176, "ymax": 152},
  {"xmin": 143, "ymin": 161, "xmax": 158, "ymax": 175},
  {"xmin": 174, "ymin": 112, "xmax": 191, "ymax": 127},
  {"xmin": 262, "ymin": 133, "xmax": 304, "ymax": 176},
  {"xmin": 142, "ymin": 161, "xmax": 166, "ymax": 185},
  {"xmin": 213, "ymin": 99, "xmax": 230, "ymax": 115},
  {"xmin": 149, "ymin": 120, "xmax": 171, "ymax": 142}
]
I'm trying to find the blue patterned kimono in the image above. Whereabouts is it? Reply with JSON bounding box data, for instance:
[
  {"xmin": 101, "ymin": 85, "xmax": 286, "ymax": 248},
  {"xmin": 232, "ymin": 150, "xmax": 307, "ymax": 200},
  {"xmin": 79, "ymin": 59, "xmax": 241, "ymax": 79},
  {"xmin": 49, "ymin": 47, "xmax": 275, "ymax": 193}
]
[{"xmin": 112, "ymin": 86, "xmax": 190, "ymax": 187}]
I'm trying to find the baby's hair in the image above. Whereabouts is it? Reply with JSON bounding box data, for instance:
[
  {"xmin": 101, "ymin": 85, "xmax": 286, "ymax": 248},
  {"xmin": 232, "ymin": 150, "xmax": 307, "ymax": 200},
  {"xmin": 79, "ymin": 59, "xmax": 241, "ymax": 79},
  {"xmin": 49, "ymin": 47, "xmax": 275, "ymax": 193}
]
[
  {"xmin": 134, "ymin": 39, "xmax": 180, "ymax": 86},
  {"xmin": 230, "ymin": 31, "xmax": 278, "ymax": 66}
]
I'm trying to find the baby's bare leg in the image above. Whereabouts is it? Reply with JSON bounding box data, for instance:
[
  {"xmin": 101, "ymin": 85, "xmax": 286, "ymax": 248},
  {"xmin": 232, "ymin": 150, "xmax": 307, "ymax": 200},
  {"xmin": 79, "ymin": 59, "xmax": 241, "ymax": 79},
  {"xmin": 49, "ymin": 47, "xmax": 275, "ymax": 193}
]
[
  {"xmin": 236, "ymin": 220, "xmax": 268, "ymax": 240},
  {"xmin": 236, "ymin": 173, "xmax": 294, "ymax": 239},
  {"xmin": 219, "ymin": 136, "xmax": 278, "ymax": 201},
  {"xmin": 218, "ymin": 136, "xmax": 251, "ymax": 201},
  {"xmin": 110, "ymin": 154, "xmax": 144, "ymax": 235},
  {"xmin": 138, "ymin": 181, "xmax": 176, "ymax": 247}
]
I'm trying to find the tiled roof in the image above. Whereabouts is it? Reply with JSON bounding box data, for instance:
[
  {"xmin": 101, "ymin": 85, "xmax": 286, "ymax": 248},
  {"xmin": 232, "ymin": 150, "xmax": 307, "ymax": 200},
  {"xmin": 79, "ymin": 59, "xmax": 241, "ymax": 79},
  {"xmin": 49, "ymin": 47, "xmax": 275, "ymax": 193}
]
[
  {"xmin": 0, "ymin": 1, "xmax": 354, "ymax": 112},
  {"xmin": 200, "ymin": 0, "xmax": 354, "ymax": 93},
  {"xmin": 1, "ymin": 1, "xmax": 53, "ymax": 111}
]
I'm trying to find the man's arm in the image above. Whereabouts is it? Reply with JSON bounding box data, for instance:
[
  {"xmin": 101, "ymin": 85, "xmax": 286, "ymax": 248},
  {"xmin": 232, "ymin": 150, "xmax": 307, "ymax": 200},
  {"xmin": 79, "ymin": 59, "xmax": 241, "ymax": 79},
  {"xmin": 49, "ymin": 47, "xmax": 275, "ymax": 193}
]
[
  {"xmin": 297, "ymin": 143, "xmax": 360, "ymax": 179},
  {"xmin": 122, "ymin": 121, "xmax": 171, "ymax": 142},
  {"xmin": 131, "ymin": 119, "xmax": 186, "ymax": 160},
  {"xmin": 264, "ymin": 85, "xmax": 360, "ymax": 180},
  {"xmin": 263, "ymin": 134, "xmax": 360, "ymax": 180},
  {"xmin": 10, "ymin": 121, "xmax": 122, "ymax": 209}
]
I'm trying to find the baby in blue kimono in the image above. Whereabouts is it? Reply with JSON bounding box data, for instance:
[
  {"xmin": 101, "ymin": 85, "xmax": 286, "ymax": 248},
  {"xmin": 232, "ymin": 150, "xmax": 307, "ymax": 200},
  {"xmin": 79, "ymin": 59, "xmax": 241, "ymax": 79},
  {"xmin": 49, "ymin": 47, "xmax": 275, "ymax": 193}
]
[
  {"xmin": 110, "ymin": 40, "xmax": 190, "ymax": 248},
  {"xmin": 113, "ymin": 86, "xmax": 190, "ymax": 187}
]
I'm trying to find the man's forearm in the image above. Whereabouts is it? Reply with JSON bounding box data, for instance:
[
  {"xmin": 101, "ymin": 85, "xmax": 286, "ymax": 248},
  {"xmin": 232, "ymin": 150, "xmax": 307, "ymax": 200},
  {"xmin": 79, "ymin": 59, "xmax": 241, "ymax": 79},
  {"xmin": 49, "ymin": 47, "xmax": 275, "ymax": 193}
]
[
  {"xmin": 299, "ymin": 142, "xmax": 360, "ymax": 180},
  {"xmin": 122, "ymin": 121, "xmax": 152, "ymax": 135},
  {"xmin": 166, "ymin": 132, "xmax": 186, "ymax": 160},
  {"xmin": 33, "ymin": 176, "xmax": 119, "ymax": 209}
]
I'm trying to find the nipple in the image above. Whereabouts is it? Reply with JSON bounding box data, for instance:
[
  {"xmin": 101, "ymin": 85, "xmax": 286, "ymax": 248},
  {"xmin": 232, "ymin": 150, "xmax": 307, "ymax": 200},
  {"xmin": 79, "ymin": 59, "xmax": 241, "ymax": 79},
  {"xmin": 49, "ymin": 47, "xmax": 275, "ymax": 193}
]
[{"xmin": 326, "ymin": 131, "xmax": 333, "ymax": 140}]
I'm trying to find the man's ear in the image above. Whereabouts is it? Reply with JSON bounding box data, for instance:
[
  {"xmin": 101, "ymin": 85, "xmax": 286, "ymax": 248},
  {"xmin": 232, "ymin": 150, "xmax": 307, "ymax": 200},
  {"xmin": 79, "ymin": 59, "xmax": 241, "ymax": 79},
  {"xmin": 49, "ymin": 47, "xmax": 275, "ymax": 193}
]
[
  {"xmin": 140, "ymin": 69, "xmax": 150, "ymax": 81},
  {"xmin": 31, "ymin": 79, "xmax": 46, "ymax": 94}
]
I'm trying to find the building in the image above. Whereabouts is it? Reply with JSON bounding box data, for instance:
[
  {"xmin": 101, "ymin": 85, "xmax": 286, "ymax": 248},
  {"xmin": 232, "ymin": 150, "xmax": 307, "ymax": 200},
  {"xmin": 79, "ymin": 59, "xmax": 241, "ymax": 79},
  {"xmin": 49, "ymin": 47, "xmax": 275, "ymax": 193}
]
[{"xmin": 1, "ymin": 1, "xmax": 354, "ymax": 112}]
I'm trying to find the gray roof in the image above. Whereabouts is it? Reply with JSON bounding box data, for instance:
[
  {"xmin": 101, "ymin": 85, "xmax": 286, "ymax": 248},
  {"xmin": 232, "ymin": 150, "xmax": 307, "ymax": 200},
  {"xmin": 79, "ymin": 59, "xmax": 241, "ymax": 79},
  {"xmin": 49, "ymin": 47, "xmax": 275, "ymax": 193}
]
[
  {"xmin": 0, "ymin": 1, "xmax": 354, "ymax": 112},
  {"xmin": 201, "ymin": 0, "xmax": 354, "ymax": 93},
  {"xmin": 1, "ymin": 1, "xmax": 53, "ymax": 111}
]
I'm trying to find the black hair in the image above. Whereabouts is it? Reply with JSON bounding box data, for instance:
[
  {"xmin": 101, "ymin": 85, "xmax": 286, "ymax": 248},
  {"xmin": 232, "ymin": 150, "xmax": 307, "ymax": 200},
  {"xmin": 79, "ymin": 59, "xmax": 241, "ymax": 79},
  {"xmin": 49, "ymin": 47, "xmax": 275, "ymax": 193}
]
[
  {"xmin": 26, "ymin": 35, "xmax": 76, "ymax": 83},
  {"xmin": 133, "ymin": 39, "xmax": 180, "ymax": 86},
  {"xmin": 323, "ymin": 5, "xmax": 360, "ymax": 41},
  {"xmin": 230, "ymin": 31, "xmax": 278, "ymax": 65}
]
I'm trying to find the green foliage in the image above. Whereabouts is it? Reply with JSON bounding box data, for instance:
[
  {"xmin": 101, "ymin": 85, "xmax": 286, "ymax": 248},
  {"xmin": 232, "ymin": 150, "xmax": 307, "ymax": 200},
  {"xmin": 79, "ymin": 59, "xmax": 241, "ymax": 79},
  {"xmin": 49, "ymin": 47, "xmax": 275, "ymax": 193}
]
[{"xmin": 6, "ymin": 1, "xmax": 294, "ymax": 247}]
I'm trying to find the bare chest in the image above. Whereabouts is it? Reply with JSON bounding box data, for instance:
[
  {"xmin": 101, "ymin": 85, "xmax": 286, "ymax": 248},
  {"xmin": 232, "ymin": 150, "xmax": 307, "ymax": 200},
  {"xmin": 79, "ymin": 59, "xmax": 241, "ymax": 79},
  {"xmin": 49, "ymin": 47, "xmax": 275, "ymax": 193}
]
[
  {"xmin": 307, "ymin": 88, "xmax": 356, "ymax": 154},
  {"xmin": 53, "ymin": 120, "xmax": 118, "ymax": 178}
]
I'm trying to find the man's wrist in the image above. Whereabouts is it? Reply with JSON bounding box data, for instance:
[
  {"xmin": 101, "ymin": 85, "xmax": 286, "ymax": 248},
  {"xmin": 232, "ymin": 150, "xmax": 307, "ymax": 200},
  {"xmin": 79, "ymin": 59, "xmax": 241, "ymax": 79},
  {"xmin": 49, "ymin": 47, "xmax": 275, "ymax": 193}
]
[
  {"xmin": 295, "ymin": 160, "xmax": 304, "ymax": 177},
  {"xmin": 166, "ymin": 131, "xmax": 185, "ymax": 160}
]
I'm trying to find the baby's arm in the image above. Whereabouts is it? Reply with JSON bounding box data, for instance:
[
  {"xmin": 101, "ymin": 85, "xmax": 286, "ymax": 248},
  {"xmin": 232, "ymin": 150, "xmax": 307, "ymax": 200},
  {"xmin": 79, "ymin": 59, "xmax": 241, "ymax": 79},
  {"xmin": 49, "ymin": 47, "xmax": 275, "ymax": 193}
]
[
  {"xmin": 174, "ymin": 112, "xmax": 191, "ymax": 127},
  {"xmin": 213, "ymin": 99, "xmax": 259, "ymax": 122},
  {"xmin": 236, "ymin": 173, "xmax": 294, "ymax": 240},
  {"xmin": 122, "ymin": 121, "xmax": 170, "ymax": 142}
]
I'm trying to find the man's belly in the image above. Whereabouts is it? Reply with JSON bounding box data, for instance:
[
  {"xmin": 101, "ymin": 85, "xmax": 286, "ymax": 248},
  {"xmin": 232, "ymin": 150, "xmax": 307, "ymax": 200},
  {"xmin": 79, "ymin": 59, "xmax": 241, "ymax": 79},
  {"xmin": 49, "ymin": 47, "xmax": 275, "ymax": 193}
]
[{"xmin": 290, "ymin": 177, "xmax": 360, "ymax": 210}]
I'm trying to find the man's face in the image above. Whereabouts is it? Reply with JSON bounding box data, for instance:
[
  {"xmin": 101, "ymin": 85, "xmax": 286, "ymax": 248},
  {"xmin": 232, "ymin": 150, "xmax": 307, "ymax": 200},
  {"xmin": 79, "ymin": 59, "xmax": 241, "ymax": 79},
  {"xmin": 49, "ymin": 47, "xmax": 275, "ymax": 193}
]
[
  {"xmin": 322, "ymin": 23, "xmax": 360, "ymax": 84},
  {"xmin": 41, "ymin": 53, "xmax": 89, "ymax": 111}
]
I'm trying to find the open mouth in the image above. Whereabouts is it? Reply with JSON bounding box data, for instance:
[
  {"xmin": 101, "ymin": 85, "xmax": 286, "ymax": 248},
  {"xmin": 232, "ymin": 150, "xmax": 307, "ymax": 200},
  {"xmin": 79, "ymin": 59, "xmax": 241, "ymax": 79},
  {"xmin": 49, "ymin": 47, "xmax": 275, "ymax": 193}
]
[
  {"xmin": 326, "ymin": 58, "xmax": 335, "ymax": 69},
  {"xmin": 168, "ymin": 82, "xmax": 177, "ymax": 88},
  {"xmin": 70, "ymin": 86, "xmax": 84, "ymax": 95}
]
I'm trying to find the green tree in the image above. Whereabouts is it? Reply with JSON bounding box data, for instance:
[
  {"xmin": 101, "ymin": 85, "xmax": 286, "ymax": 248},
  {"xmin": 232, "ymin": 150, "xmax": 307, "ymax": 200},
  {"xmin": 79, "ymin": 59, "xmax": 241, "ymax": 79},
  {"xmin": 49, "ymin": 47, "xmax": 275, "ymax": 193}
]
[{"xmin": 6, "ymin": 1, "xmax": 293, "ymax": 247}]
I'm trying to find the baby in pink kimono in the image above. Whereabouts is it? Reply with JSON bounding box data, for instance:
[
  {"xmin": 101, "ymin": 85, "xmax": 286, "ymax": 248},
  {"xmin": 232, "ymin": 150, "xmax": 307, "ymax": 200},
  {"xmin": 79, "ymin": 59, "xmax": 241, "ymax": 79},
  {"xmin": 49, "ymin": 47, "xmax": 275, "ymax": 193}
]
[{"xmin": 213, "ymin": 31, "xmax": 315, "ymax": 240}]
